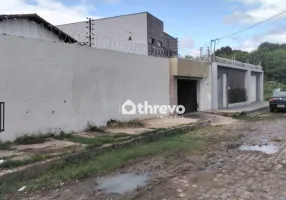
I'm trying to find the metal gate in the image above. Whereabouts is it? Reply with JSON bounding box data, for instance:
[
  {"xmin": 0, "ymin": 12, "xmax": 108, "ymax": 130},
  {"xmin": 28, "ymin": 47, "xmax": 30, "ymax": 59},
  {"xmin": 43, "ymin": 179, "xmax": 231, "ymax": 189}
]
[{"xmin": 0, "ymin": 102, "xmax": 4, "ymax": 132}]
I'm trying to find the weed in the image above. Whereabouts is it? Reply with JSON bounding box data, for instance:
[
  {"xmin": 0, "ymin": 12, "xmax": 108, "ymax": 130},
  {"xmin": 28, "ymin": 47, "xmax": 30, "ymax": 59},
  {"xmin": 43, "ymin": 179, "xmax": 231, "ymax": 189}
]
[
  {"xmin": 85, "ymin": 123, "xmax": 105, "ymax": 133},
  {"xmin": 110, "ymin": 133, "xmax": 130, "ymax": 138},
  {"xmin": 0, "ymin": 141, "xmax": 12, "ymax": 150},
  {"xmin": 52, "ymin": 131, "xmax": 73, "ymax": 140},
  {"xmin": 107, "ymin": 119, "xmax": 145, "ymax": 128},
  {"xmin": 235, "ymin": 112, "xmax": 285, "ymax": 122},
  {"xmin": 152, "ymin": 128, "xmax": 168, "ymax": 133},
  {"xmin": 0, "ymin": 154, "xmax": 51, "ymax": 169},
  {"xmin": 14, "ymin": 134, "xmax": 47, "ymax": 145},
  {"xmin": 12, "ymin": 131, "xmax": 74, "ymax": 145}
]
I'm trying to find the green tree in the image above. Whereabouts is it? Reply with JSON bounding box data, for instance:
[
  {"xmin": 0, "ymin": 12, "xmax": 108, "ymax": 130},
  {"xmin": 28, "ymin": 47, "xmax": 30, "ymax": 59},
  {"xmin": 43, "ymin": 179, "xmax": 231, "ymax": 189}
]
[{"xmin": 215, "ymin": 43, "xmax": 286, "ymax": 83}]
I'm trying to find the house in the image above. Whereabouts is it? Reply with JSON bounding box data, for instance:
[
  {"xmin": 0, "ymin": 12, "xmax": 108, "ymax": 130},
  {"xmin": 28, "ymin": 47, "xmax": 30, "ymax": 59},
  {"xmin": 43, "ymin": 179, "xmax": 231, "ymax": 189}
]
[
  {"xmin": 57, "ymin": 12, "xmax": 178, "ymax": 57},
  {"xmin": 169, "ymin": 56, "xmax": 264, "ymax": 113},
  {"xmin": 0, "ymin": 14, "xmax": 77, "ymax": 43},
  {"xmin": 211, "ymin": 57, "xmax": 264, "ymax": 109}
]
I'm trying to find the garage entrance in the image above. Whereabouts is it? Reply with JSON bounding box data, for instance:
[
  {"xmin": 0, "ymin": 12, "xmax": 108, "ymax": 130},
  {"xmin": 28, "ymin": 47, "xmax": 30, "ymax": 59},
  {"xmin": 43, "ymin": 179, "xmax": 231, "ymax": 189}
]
[{"xmin": 177, "ymin": 79, "xmax": 197, "ymax": 114}]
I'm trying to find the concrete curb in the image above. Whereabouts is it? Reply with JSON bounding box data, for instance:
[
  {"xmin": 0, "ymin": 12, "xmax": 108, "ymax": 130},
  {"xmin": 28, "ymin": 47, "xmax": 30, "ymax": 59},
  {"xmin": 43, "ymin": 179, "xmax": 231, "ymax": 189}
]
[
  {"xmin": 204, "ymin": 105, "xmax": 269, "ymax": 117},
  {"xmin": 0, "ymin": 120, "xmax": 211, "ymax": 182},
  {"xmin": 243, "ymin": 106, "xmax": 269, "ymax": 116}
]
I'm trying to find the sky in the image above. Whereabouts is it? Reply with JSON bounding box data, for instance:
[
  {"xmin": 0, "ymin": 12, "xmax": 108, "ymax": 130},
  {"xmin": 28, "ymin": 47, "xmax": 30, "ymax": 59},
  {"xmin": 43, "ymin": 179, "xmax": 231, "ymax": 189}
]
[{"xmin": 1, "ymin": 0, "xmax": 286, "ymax": 56}]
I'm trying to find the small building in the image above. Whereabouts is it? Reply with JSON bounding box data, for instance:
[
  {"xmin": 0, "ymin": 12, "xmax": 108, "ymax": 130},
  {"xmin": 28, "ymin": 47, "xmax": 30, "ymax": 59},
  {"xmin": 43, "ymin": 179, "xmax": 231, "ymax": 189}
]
[
  {"xmin": 169, "ymin": 56, "xmax": 264, "ymax": 113},
  {"xmin": 57, "ymin": 12, "xmax": 178, "ymax": 57},
  {"xmin": 0, "ymin": 14, "xmax": 77, "ymax": 43},
  {"xmin": 212, "ymin": 57, "xmax": 264, "ymax": 109}
]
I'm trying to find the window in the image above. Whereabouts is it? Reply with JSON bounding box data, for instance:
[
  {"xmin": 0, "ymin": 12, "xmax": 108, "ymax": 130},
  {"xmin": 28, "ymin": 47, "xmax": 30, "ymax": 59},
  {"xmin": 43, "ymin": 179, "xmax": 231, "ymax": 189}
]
[
  {"xmin": 149, "ymin": 37, "xmax": 155, "ymax": 45},
  {"xmin": 157, "ymin": 41, "xmax": 162, "ymax": 47}
]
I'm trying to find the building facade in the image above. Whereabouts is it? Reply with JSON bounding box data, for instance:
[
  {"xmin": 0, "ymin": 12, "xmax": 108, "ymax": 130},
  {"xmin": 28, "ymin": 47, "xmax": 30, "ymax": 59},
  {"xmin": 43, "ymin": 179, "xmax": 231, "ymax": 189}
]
[
  {"xmin": 57, "ymin": 12, "xmax": 178, "ymax": 56},
  {"xmin": 212, "ymin": 57, "xmax": 264, "ymax": 109}
]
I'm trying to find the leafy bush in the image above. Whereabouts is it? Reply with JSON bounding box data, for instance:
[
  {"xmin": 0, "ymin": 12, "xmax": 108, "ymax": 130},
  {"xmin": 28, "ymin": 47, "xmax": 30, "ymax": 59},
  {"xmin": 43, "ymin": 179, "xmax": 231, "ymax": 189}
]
[
  {"xmin": 228, "ymin": 88, "xmax": 247, "ymax": 104},
  {"xmin": 14, "ymin": 134, "xmax": 47, "ymax": 145},
  {"xmin": 84, "ymin": 123, "xmax": 105, "ymax": 133},
  {"xmin": 264, "ymin": 81, "xmax": 286, "ymax": 100},
  {"xmin": 107, "ymin": 119, "xmax": 144, "ymax": 128}
]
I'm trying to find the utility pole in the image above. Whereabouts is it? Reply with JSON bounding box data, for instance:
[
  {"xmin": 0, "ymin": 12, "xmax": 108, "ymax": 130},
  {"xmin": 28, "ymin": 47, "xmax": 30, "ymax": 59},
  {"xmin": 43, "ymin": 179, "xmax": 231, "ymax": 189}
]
[
  {"xmin": 200, "ymin": 47, "xmax": 204, "ymax": 60},
  {"xmin": 210, "ymin": 39, "xmax": 219, "ymax": 63},
  {"xmin": 210, "ymin": 40, "xmax": 213, "ymax": 63},
  {"xmin": 86, "ymin": 18, "xmax": 94, "ymax": 47},
  {"xmin": 206, "ymin": 46, "xmax": 210, "ymax": 60}
]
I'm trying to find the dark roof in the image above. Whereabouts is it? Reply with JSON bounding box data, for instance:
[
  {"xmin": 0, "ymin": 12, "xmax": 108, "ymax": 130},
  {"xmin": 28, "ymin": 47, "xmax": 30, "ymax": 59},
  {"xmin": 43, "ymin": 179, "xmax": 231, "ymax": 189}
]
[{"xmin": 0, "ymin": 13, "xmax": 77, "ymax": 43}]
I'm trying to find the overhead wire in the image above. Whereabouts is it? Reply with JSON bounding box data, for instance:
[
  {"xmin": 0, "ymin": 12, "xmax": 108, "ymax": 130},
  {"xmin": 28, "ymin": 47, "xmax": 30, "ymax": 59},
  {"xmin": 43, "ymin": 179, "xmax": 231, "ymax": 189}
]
[{"xmin": 216, "ymin": 10, "xmax": 286, "ymax": 40}]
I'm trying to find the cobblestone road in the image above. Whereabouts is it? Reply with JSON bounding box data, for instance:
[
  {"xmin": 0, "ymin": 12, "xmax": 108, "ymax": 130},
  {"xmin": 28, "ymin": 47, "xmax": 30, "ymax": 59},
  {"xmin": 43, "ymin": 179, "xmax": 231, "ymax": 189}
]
[{"xmin": 160, "ymin": 116, "xmax": 286, "ymax": 200}]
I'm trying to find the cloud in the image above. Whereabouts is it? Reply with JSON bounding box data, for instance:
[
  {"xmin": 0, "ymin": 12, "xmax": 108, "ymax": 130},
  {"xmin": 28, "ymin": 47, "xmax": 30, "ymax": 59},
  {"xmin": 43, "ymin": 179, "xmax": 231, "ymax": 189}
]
[
  {"xmin": 178, "ymin": 37, "xmax": 198, "ymax": 56},
  {"xmin": 0, "ymin": 0, "xmax": 100, "ymax": 25},
  {"xmin": 179, "ymin": 37, "xmax": 195, "ymax": 49},
  {"xmin": 225, "ymin": 0, "xmax": 286, "ymax": 24},
  {"xmin": 233, "ymin": 26, "xmax": 286, "ymax": 51},
  {"xmin": 104, "ymin": 0, "xmax": 121, "ymax": 3}
]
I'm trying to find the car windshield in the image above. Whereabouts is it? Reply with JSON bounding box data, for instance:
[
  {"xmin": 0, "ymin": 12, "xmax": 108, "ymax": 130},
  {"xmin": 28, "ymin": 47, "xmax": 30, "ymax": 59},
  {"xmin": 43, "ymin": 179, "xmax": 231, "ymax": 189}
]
[{"xmin": 273, "ymin": 92, "xmax": 286, "ymax": 98}]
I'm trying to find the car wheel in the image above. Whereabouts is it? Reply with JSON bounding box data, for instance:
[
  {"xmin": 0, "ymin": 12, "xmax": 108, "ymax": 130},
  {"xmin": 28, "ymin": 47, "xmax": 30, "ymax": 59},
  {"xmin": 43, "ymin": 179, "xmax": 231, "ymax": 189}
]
[{"xmin": 270, "ymin": 108, "xmax": 275, "ymax": 112}]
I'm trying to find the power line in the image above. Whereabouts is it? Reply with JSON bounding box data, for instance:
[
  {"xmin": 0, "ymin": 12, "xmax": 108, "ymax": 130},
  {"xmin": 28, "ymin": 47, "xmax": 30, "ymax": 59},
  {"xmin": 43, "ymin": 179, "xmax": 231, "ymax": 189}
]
[
  {"xmin": 216, "ymin": 10, "xmax": 286, "ymax": 40},
  {"xmin": 210, "ymin": 10, "xmax": 286, "ymax": 63}
]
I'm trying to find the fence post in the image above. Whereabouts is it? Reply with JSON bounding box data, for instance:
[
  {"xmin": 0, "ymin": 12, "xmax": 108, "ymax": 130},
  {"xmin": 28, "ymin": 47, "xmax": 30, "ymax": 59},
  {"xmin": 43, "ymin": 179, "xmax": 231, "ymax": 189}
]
[{"xmin": 0, "ymin": 102, "xmax": 4, "ymax": 132}]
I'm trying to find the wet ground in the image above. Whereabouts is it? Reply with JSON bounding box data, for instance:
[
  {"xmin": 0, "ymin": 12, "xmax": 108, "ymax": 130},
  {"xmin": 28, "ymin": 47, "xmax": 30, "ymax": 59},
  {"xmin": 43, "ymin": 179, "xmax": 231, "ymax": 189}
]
[{"xmin": 8, "ymin": 112, "xmax": 286, "ymax": 200}]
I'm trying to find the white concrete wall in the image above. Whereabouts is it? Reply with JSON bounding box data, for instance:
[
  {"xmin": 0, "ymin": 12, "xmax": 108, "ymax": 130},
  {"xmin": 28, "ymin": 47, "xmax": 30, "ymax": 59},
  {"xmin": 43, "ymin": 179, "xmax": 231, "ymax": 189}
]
[
  {"xmin": 0, "ymin": 35, "xmax": 170, "ymax": 141},
  {"xmin": 197, "ymin": 67, "xmax": 212, "ymax": 111},
  {"xmin": 211, "ymin": 63, "xmax": 218, "ymax": 109},
  {"xmin": 57, "ymin": 13, "xmax": 148, "ymax": 47},
  {"xmin": 245, "ymin": 70, "xmax": 251, "ymax": 103},
  {"xmin": 0, "ymin": 19, "xmax": 59, "ymax": 41},
  {"xmin": 259, "ymin": 72, "xmax": 264, "ymax": 101}
]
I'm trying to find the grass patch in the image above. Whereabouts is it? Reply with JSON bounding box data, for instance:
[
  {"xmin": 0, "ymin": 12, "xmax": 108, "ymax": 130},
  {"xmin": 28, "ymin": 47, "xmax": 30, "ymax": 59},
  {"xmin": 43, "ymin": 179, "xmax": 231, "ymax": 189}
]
[
  {"xmin": 13, "ymin": 131, "xmax": 74, "ymax": 145},
  {"xmin": 107, "ymin": 119, "xmax": 145, "ymax": 128},
  {"xmin": 0, "ymin": 141, "xmax": 12, "ymax": 150},
  {"xmin": 0, "ymin": 128, "xmax": 210, "ymax": 197},
  {"xmin": 85, "ymin": 123, "xmax": 105, "ymax": 133},
  {"xmin": 49, "ymin": 131, "xmax": 73, "ymax": 140},
  {"xmin": 14, "ymin": 135, "xmax": 47, "ymax": 145},
  {"xmin": 235, "ymin": 112, "xmax": 285, "ymax": 121},
  {"xmin": 0, "ymin": 154, "xmax": 51, "ymax": 170},
  {"xmin": 152, "ymin": 128, "xmax": 168, "ymax": 133}
]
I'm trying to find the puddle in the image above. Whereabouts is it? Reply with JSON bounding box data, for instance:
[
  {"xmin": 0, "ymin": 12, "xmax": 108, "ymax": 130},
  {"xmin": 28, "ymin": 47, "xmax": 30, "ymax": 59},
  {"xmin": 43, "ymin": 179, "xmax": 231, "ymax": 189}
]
[
  {"xmin": 239, "ymin": 144, "xmax": 279, "ymax": 154},
  {"xmin": 97, "ymin": 172, "xmax": 150, "ymax": 195}
]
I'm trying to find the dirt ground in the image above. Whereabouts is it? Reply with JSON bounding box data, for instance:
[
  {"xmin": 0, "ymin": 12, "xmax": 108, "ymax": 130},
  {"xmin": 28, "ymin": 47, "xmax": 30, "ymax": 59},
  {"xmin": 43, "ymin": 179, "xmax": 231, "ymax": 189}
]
[{"xmin": 8, "ymin": 112, "xmax": 286, "ymax": 200}]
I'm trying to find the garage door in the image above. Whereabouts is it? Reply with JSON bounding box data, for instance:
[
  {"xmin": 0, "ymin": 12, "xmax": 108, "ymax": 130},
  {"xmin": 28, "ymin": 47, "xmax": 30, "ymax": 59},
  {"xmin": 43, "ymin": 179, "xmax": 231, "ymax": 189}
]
[
  {"xmin": 177, "ymin": 79, "xmax": 197, "ymax": 114},
  {"xmin": 250, "ymin": 76, "xmax": 257, "ymax": 102}
]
